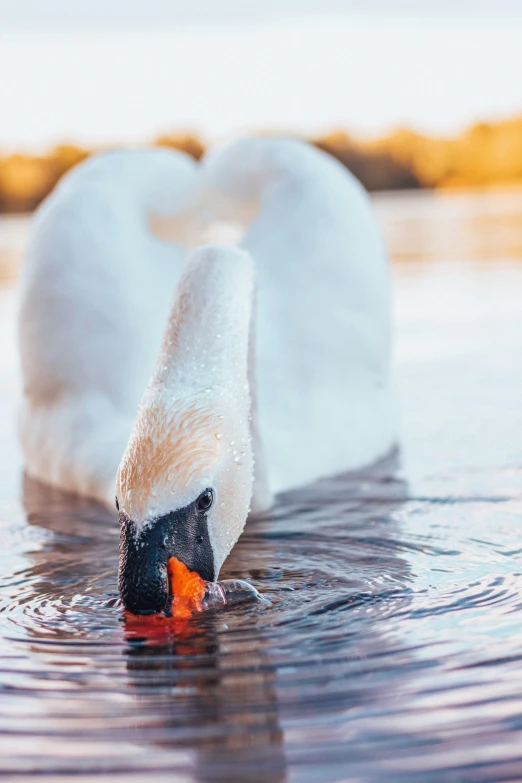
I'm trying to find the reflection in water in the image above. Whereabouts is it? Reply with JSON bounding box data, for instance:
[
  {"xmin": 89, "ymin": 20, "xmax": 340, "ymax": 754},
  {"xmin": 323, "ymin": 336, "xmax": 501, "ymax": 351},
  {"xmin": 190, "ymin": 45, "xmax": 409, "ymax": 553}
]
[
  {"xmin": 0, "ymin": 215, "xmax": 27, "ymax": 281},
  {"xmin": 374, "ymin": 187, "xmax": 522, "ymax": 263},
  {"xmin": 0, "ymin": 458, "xmax": 411, "ymax": 781},
  {"xmin": 125, "ymin": 623, "xmax": 286, "ymax": 783}
]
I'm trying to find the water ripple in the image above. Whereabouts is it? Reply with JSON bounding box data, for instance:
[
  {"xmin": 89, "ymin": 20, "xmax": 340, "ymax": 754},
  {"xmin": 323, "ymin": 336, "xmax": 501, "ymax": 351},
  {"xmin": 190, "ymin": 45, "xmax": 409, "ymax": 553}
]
[{"xmin": 0, "ymin": 460, "xmax": 519, "ymax": 781}]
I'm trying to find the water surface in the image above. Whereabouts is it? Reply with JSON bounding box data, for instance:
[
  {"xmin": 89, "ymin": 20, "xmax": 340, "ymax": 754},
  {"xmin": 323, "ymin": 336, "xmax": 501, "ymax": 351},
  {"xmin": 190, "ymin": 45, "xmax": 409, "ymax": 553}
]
[{"xmin": 1, "ymin": 189, "xmax": 522, "ymax": 781}]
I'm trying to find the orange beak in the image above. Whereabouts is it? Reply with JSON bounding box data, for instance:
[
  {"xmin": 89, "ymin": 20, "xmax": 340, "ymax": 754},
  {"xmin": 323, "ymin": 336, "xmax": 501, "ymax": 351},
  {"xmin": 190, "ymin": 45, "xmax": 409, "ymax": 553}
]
[
  {"xmin": 167, "ymin": 557, "xmax": 207, "ymax": 618},
  {"xmin": 123, "ymin": 557, "xmax": 211, "ymax": 639}
]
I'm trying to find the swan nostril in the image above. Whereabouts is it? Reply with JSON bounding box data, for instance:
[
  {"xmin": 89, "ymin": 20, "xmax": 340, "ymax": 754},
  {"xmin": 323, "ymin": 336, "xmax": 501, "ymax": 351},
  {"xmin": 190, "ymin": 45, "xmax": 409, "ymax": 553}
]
[{"xmin": 196, "ymin": 534, "xmax": 204, "ymax": 544}]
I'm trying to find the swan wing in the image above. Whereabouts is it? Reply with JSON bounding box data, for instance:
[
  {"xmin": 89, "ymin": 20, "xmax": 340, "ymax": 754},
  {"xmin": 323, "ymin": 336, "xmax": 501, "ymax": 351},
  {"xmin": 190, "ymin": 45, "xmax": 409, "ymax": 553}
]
[
  {"xmin": 201, "ymin": 138, "xmax": 395, "ymax": 492},
  {"xmin": 19, "ymin": 149, "xmax": 198, "ymax": 503}
]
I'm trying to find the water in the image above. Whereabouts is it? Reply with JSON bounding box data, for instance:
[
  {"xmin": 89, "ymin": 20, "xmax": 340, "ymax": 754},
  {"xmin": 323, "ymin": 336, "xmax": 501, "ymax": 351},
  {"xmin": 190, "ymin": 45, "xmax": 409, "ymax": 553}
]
[{"xmin": 1, "ymin": 189, "xmax": 522, "ymax": 781}]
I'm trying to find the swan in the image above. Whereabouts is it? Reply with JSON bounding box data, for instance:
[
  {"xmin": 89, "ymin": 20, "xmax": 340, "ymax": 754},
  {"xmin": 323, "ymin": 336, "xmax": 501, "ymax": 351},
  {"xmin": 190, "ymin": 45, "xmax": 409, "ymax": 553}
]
[{"xmin": 19, "ymin": 138, "xmax": 394, "ymax": 614}]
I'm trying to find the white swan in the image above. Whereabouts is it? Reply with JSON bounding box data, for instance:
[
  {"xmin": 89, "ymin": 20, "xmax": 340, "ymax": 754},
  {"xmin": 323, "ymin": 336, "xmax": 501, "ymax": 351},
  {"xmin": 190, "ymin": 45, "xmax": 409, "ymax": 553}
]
[{"xmin": 19, "ymin": 138, "xmax": 394, "ymax": 613}]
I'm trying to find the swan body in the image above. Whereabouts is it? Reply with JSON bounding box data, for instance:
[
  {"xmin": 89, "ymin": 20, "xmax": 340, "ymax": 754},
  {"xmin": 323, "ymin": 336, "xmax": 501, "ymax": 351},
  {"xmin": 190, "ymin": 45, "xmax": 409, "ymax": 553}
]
[{"xmin": 19, "ymin": 138, "xmax": 394, "ymax": 612}]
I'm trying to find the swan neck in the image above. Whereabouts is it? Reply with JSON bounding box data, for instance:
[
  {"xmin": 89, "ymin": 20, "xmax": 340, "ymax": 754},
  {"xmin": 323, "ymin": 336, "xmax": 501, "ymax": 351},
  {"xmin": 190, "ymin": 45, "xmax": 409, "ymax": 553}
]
[{"xmin": 154, "ymin": 245, "xmax": 255, "ymax": 397}]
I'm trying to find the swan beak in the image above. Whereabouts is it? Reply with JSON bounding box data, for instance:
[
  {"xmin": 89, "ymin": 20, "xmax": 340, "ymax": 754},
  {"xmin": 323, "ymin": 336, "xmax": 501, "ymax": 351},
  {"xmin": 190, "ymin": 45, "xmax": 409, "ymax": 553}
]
[{"xmin": 118, "ymin": 501, "xmax": 215, "ymax": 615}]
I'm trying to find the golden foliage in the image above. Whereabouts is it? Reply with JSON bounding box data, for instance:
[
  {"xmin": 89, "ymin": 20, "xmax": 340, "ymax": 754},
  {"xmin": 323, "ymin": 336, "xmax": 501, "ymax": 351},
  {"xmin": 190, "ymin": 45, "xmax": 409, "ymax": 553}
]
[
  {"xmin": 0, "ymin": 134, "xmax": 203, "ymax": 214},
  {"xmin": 0, "ymin": 145, "xmax": 89, "ymax": 212},
  {"xmin": 2, "ymin": 117, "xmax": 522, "ymax": 212},
  {"xmin": 314, "ymin": 118, "xmax": 522, "ymax": 192},
  {"xmin": 154, "ymin": 133, "xmax": 205, "ymax": 160}
]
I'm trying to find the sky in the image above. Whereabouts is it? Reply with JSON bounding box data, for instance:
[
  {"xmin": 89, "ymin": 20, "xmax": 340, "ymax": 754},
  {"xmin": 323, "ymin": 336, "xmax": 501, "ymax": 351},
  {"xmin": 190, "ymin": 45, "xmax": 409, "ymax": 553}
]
[
  {"xmin": 1, "ymin": 0, "xmax": 521, "ymax": 150},
  {"xmin": 3, "ymin": 0, "xmax": 522, "ymax": 26}
]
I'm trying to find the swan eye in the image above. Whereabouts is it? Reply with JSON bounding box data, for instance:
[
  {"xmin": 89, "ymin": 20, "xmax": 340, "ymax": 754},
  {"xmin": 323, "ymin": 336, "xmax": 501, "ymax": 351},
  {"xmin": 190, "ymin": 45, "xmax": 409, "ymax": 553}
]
[
  {"xmin": 197, "ymin": 489, "xmax": 214, "ymax": 512},
  {"xmin": 115, "ymin": 496, "xmax": 119, "ymax": 511}
]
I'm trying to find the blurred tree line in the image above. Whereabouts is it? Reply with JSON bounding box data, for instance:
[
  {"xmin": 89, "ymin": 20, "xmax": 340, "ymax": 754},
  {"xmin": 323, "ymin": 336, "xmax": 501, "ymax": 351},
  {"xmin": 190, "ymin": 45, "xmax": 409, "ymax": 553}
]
[
  {"xmin": 1, "ymin": 120, "xmax": 522, "ymax": 213},
  {"xmin": 314, "ymin": 117, "xmax": 522, "ymax": 190}
]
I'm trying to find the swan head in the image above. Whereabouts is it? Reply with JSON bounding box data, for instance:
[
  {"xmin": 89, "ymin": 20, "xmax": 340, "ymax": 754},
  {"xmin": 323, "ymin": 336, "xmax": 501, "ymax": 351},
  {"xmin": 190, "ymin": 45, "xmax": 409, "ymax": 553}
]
[
  {"xmin": 117, "ymin": 245, "xmax": 255, "ymax": 615},
  {"xmin": 117, "ymin": 392, "xmax": 253, "ymax": 615}
]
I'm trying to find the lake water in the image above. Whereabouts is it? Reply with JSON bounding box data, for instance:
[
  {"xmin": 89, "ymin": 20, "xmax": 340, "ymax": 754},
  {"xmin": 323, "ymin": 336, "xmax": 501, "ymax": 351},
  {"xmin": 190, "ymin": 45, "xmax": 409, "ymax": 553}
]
[{"xmin": 1, "ymin": 189, "xmax": 522, "ymax": 782}]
